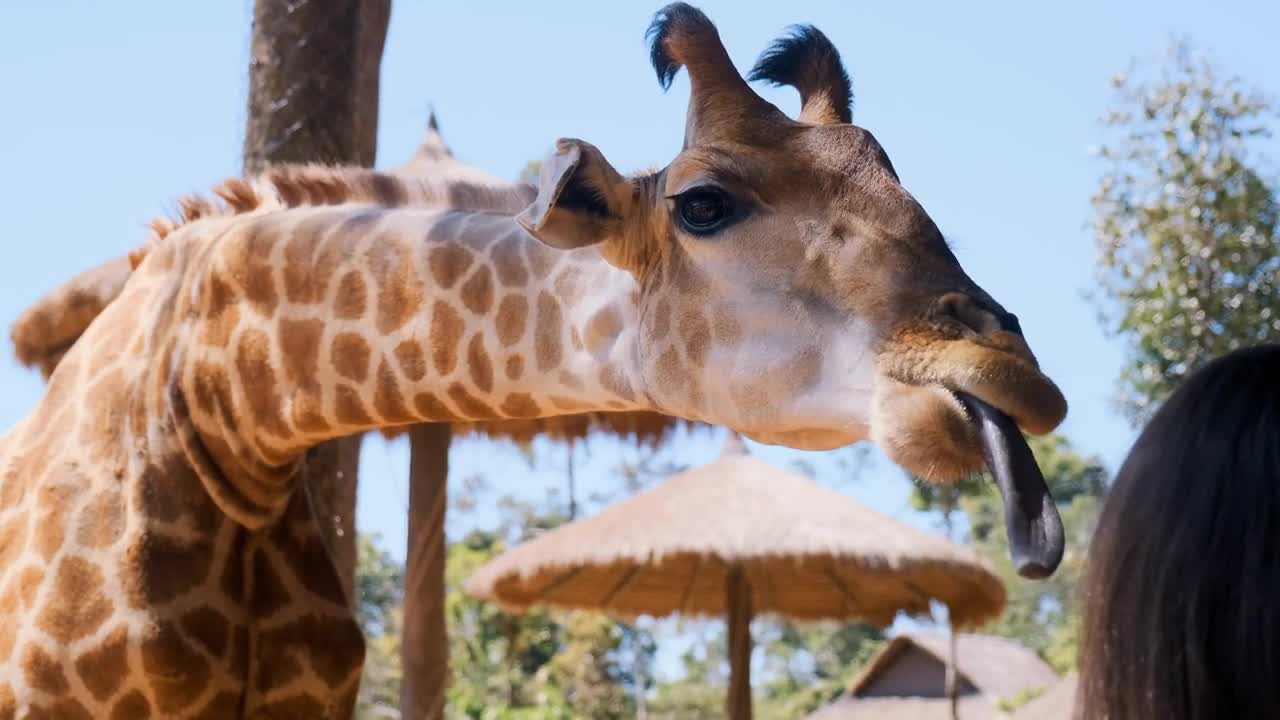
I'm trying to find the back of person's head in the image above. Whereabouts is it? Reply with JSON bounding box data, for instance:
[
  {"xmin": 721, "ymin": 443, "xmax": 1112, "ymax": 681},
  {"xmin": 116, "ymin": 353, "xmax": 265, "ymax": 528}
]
[{"xmin": 1078, "ymin": 343, "xmax": 1280, "ymax": 719}]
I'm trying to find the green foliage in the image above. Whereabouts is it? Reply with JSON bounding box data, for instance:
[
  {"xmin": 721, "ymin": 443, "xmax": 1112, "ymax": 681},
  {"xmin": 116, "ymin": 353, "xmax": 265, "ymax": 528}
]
[
  {"xmin": 909, "ymin": 434, "xmax": 1108, "ymax": 672},
  {"xmin": 757, "ymin": 622, "xmax": 885, "ymax": 718},
  {"xmin": 1090, "ymin": 39, "xmax": 1279, "ymax": 422},
  {"xmin": 354, "ymin": 533, "xmax": 405, "ymax": 719},
  {"xmin": 997, "ymin": 685, "xmax": 1045, "ymax": 713}
]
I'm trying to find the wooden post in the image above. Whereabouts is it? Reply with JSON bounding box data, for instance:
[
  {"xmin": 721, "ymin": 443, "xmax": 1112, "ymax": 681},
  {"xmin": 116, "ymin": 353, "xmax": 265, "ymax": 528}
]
[
  {"xmin": 947, "ymin": 624, "xmax": 959, "ymax": 720},
  {"xmin": 725, "ymin": 564, "xmax": 754, "ymax": 720},
  {"xmin": 241, "ymin": 0, "xmax": 390, "ymax": 602},
  {"xmin": 402, "ymin": 424, "xmax": 452, "ymax": 719}
]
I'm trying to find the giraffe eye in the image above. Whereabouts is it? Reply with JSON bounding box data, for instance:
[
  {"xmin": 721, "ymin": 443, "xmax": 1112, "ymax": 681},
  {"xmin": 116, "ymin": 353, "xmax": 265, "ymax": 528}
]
[{"xmin": 674, "ymin": 187, "xmax": 733, "ymax": 235}]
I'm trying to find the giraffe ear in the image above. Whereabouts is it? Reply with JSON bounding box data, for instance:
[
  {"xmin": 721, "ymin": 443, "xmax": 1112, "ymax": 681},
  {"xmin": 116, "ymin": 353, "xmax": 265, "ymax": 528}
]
[{"xmin": 516, "ymin": 139, "xmax": 630, "ymax": 251}]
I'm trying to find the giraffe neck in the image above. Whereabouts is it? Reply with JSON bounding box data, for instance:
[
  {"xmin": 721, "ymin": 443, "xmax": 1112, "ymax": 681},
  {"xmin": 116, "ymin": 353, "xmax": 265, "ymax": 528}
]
[{"xmin": 164, "ymin": 204, "xmax": 648, "ymax": 527}]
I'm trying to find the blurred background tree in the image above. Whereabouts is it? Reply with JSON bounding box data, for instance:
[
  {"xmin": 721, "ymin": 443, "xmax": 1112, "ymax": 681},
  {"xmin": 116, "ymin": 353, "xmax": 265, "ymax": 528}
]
[{"xmin": 1090, "ymin": 39, "xmax": 1279, "ymax": 423}]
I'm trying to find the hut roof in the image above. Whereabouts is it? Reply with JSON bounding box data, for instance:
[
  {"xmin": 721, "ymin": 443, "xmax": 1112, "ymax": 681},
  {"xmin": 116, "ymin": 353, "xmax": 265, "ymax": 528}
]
[
  {"xmin": 392, "ymin": 110, "xmax": 511, "ymax": 187},
  {"xmin": 466, "ymin": 437, "xmax": 1006, "ymax": 626},
  {"xmin": 807, "ymin": 633, "xmax": 1060, "ymax": 720},
  {"xmin": 847, "ymin": 633, "xmax": 1059, "ymax": 701},
  {"xmin": 807, "ymin": 695, "xmax": 998, "ymax": 720},
  {"xmin": 1010, "ymin": 673, "xmax": 1077, "ymax": 720}
]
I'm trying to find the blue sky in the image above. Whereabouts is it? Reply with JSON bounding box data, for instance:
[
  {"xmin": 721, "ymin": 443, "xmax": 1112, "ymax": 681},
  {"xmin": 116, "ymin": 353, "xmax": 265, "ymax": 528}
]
[{"xmin": 2, "ymin": 0, "xmax": 1277, "ymax": 677}]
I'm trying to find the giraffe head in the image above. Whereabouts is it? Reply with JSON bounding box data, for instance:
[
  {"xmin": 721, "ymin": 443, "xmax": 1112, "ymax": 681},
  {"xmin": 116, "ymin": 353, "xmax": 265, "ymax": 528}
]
[{"xmin": 517, "ymin": 4, "xmax": 1068, "ymax": 575}]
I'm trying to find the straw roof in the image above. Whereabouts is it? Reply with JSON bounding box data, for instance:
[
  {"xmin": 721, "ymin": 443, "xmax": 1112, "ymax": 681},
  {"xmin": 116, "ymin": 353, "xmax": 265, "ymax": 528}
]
[
  {"xmin": 1011, "ymin": 673, "xmax": 1077, "ymax": 720},
  {"xmin": 465, "ymin": 436, "xmax": 1006, "ymax": 626},
  {"xmin": 808, "ymin": 633, "xmax": 1059, "ymax": 720},
  {"xmin": 393, "ymin": 111, "xmax": 511, "ymax": 187},
  {"xmin": 8, "ymin": 113, "xmax": 689, "ymax": 447},
  {"xmin": 807, "ymin": 695, "xmax": 998, "ymax": 720},
  {"xmin": 847, "ymin": 633, "xmax": 1059, "ymax": 701}
]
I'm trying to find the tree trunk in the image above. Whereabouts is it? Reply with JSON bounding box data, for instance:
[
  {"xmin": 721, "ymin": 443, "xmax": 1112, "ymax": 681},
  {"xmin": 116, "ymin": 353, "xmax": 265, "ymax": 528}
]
[
  {"xmin": 244, "ymin": 0, "xmax": 389, "ymax": 172},
  {"xmin": 402, "ymin": 424, "xmax": 452, "ymax": 720},
  {"xmin": 241, "ymin": 0, "xmax": 390, "ymax": 600},
  {"xmin": 302, "ymin": 437, "xmax": 363, "ymax": 602},
  {"xmin": 725, "ymin": 565, "xmax": 754, "ymax": 720}
]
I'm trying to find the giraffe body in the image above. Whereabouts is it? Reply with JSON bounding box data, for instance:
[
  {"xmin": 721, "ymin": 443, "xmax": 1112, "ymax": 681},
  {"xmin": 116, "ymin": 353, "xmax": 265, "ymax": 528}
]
[{"xmin": 1, "ymin": 5, "xmax": 1071, "ymax": 717}]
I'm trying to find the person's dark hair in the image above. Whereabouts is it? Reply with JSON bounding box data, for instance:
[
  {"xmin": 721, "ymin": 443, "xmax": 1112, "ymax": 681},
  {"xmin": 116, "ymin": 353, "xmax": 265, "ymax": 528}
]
[{"xmin": 1079, "ymin": 343, "xmax": 1280, "ymax": 719}]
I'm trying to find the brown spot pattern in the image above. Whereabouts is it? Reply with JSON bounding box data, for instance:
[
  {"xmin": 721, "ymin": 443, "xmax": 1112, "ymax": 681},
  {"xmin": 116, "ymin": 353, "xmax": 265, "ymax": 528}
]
[
  {"xmin": 181, "ymin": 606, "xmax": 230, "ymax": 658},
  {"xmin": 461, "ymin": 265, "xmax": 495, "ymax": 315},
  {"xmin": 23, "ymin": 644, "xmax": 67, "ymax": 694},
  {"xmin": 500, "ymin": 394, "xmax": 541, "ymax": 418},
  {"xmin": 414, "ymin": 392, "xmax": 455, "ymax": 420},
  {"xmin": 282, "ymin": 215, "xmax": 343, "ymax": 304},
  {"xmin": 679, "ymin": 312, "xmax": 712, "ymax": 368},
  {"xmin": 655, "ymin": 348, "xmax": 686, "ymax": 397},
  {"xmin": 334, "ymin": 385, "xmax": 374, "ymax": 426},
  {"xmin": 369, "ymin": 240, "xmax": 423, "ymax": 334},
  {"xmin": 237, "ymin": 224, "xmax": 280, "ymax": 315},
  {"xmin": 334, "ymin": 272, "xmax": 368, "ymax": 320},
  {"xmin": 599, "ymin": 366, "xmax": 637, "ymax": 403},
  {"xmin": 535, "ymin": 292, "xmax": 563, "ymax": 372},
  {"xmin": 250, "ymin": 550, "xmax": 291, "ymax": 618},
  {"xmin": 505, "ymin": 355, "xmax": 524, "ymax": 380},
  {"xmin": 260, "ymin": 614, "xmax": 366, "ymax": 690},
  {"xmin": 0, "ymin": 519, "xmax": 25, "ymax": 576},
  {"xmin": 110, "ymin": 691, "xmax": 152, "ymax": 720},
  {"xmin": 200, "ymin": 272, "xmax": 240, "ymax": 347},
  {"xmin": 652, "ymin": 297, "xmax": 671, "ymax": 340},
  {"xmin": 585, "ymin": 306, "xmax": 622, "ymax": 356},
  {"xmin": 525, "ymin": 241, "xmax": 555, "ymax": 277},
  {"xmin": 496, "ymin": 295, "xmax": 528, "ymax": 347},
  {"xmin": 429, "ymin": 301, "xmax": 464, "ymax": 375},
  {"xmin": 331, "ymin": 332, "xmax": 371, "ymax": 382},
  {"xmin": 550, "ymin": 396, "xmax": 593, "ymax": 412},
  {"xmin": 428, "ymin": 245, "xmax": 475, "ymax": 290},
  {"xmin": 395, "ymin": 340, "xmax": 427, "ymax": 382},
  {"xmin": 278, "ymin": 318, "xmax": 324, "ymax": 390},
  {"xmin": 140, "ymin": 621, "xmax": 212, "ymax": 714},
  {"xmin": 37, "ymin": 556, "xmax": 112, "ymax": 644},
  {"xmin": 373, "ymin": 360, "xmax": 414, "ymax": 424},
  {"xmin": 491, "ymin": 234, "xmax": 529, "ymax": 286},
  {"xmin": 77, "ymin": 488, "xmax": 125, "ymax": 549},
  {"xmin": 191, "ymin": 692, "xmax": 240, "ymax": 720},
  {"xmin": 235, "ymin": 329, "xmax": 289, "ymax": 437},
  {"xmin": 74, "ymin": 625, "xmax": 129, "ymax": 700},
  {"xmin": 553, "ymin": 265, "xmax": 582, "ymax": 299},
  {"xmin": 448, "ymin": 383, "xmax": 497, "ymax": 419},
  {"xmin": 123, "ymin": 533, "xmax": 214, "ymax": 606},
  {"xmin": 712, "ymin": 309, "xmax": 743, "ymax": 347},
  {"xmin": 467, "ymin": 334, "xmax": 494, "ymax": 393}
]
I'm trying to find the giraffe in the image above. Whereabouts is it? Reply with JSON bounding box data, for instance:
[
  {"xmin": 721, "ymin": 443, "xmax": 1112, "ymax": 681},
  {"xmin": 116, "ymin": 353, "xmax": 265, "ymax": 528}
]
[
  {"xmin": 8, "ymin": 116, "xmax": 523, "ymax": 719},
  {"xmin": 0, "ymin": 4, "xmax": 1069, "ymax": 718}
]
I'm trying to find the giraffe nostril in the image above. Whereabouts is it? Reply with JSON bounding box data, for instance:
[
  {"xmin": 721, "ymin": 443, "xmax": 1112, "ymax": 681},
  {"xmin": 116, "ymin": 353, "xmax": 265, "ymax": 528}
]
[
  {"xmin": 1001, "ymin": 312, "xmax": 1022, "ymax": 335},
  {"xmin": 937, "ymin": 292, "xmax": 1008, "ymax": 337}
]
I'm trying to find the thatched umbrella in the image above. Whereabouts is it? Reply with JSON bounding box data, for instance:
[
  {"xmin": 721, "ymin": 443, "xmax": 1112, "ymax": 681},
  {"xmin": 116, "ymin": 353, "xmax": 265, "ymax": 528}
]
[{"xmin": 465, "ymin": 433, "xmax": 1006, "ymax": 719}]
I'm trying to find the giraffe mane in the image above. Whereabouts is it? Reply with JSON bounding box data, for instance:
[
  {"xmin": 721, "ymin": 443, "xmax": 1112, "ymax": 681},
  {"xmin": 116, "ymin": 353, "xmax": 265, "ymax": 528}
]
[{"xmin": 129, "ymin": 163, "xmax": 535, "ymax": 269}]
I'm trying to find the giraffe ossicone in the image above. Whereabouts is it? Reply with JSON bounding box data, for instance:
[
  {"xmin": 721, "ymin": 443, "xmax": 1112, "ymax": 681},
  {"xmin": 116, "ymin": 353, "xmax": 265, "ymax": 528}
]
[{"xmin": 0, "ymin": 4, "xmax": 1067, "ymax": 718}]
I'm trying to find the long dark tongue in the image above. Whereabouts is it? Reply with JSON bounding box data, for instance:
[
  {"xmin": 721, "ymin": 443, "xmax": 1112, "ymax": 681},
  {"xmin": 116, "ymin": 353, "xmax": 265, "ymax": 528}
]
[{"xmin": 958, "ymin": 393, "xmax": 1064, "ymax": 579}]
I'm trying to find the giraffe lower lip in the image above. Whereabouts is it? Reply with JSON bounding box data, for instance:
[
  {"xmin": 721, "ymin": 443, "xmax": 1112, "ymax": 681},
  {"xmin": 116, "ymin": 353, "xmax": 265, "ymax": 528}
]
[{"xmin": 957, "ymin": 392, "xmax": 1064, "ymax": 579}]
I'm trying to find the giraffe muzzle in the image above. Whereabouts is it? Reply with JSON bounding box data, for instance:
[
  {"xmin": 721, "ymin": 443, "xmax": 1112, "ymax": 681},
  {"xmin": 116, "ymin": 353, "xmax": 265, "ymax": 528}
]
[{"xmin": 959, "ymin": 392, "xmax": 1065, "ymax": 579}]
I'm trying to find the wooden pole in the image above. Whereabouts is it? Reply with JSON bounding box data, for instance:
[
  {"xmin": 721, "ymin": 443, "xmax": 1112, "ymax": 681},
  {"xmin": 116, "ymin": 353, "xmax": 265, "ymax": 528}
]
[
  {"xmin": 402, "ymin": 424, "xmax": 452, "ymax": 719},
  {"xmin": 725, "ymin": 564, "xmax": 754, "ymax": 720},
  {"xmin": 947, "ymin": 624, "xmax": 959, "ymax": 720},
  {"xmin": 242, "ymin": 0, "xmax": 390, "ymax": 601}
]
